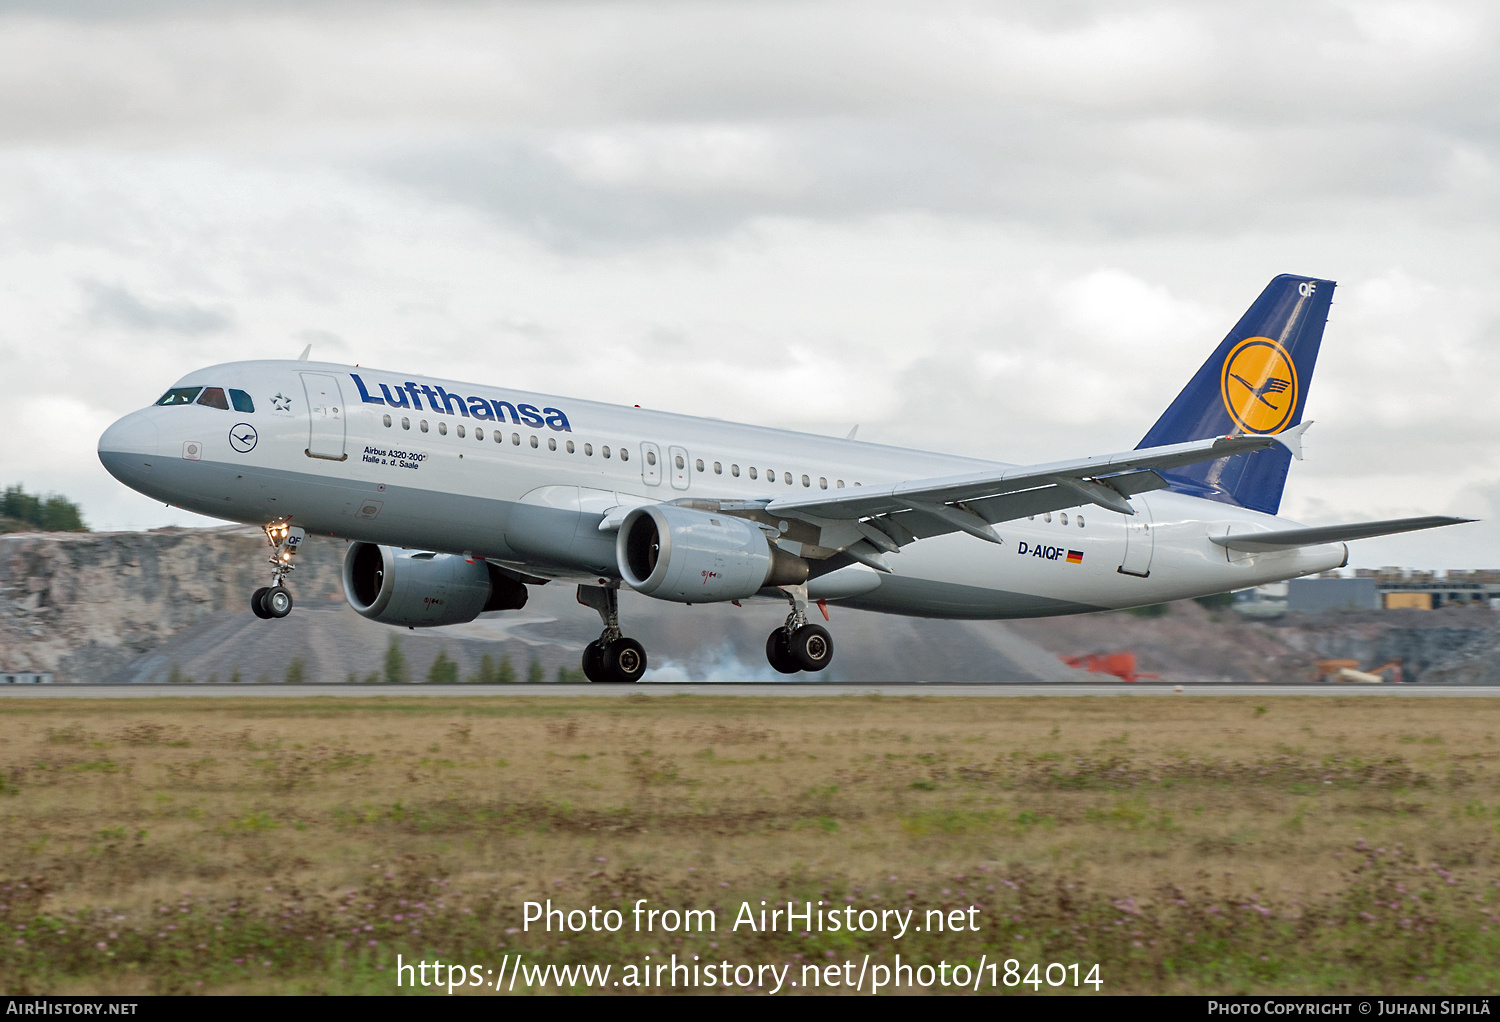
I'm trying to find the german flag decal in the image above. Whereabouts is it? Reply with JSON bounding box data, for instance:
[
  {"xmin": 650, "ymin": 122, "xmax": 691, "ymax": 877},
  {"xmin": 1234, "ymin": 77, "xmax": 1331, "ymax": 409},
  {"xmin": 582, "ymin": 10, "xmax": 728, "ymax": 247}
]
[{"xmin": 1066, "ymin": 550, "xmax": 1084, "ymax": 564}]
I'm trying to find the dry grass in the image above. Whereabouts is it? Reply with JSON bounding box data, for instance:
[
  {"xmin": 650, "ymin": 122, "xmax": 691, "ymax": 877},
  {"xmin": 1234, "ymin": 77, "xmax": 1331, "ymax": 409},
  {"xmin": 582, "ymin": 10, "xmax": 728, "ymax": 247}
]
[{"xmin": 1, "ymin": 694, "xmax": 1498, "ymax": 994}]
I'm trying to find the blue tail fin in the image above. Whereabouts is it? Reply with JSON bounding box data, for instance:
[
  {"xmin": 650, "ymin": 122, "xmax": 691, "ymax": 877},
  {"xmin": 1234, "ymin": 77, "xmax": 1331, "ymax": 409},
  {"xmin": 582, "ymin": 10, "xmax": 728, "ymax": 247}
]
[{"xmin": 1136, "ymin": 274, "xmax": 1334, "ymax": 515}]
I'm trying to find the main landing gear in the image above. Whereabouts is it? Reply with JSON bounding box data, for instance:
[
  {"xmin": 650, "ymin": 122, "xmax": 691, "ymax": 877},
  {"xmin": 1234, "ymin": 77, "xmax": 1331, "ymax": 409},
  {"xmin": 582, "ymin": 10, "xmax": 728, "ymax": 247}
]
[
  {"xmin": 250, "ymin": 521, "xmax": 305, "ymax": 620},
  {"xmin": 577, "ymin": 584, "xmax": 648, "ymax": 684},
  {"xmin": 765, "ymin": 584, "xmax": 834, "ymax": 674}
]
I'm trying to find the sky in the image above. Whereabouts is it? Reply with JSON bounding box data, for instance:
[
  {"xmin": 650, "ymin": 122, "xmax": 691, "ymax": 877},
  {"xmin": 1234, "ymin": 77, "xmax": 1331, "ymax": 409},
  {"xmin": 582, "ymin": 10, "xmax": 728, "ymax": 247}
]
[{"xmin": 1, "ymin": 0, "xmax": 1498, "ymax": 569}]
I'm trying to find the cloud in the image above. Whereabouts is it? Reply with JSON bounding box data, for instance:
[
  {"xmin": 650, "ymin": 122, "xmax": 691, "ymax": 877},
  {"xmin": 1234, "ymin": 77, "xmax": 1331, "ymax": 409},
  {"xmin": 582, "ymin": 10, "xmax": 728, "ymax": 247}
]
[
  {"xmin": 0, "ymin": 0, "xmax": 1496, "ymax": 568},
  {"xmin": 82, "ymin": 281, "xmax": 231, "ymax": 335}
]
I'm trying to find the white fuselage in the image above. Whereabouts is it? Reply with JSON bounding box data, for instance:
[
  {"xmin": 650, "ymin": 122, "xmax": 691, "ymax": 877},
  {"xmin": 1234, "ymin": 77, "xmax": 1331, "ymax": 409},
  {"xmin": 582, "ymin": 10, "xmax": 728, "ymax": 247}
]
[{"xmin": 97, "ymin": 360, "xmax": 1345, "ymax": 618}]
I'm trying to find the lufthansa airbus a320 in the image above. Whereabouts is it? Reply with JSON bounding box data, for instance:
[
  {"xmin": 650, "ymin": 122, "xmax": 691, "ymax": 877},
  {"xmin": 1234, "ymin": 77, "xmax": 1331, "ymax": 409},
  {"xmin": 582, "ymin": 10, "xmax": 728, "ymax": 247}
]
[{"xmin": 98, "ymin": 275, "xmax": 1469, "ymax": 682}]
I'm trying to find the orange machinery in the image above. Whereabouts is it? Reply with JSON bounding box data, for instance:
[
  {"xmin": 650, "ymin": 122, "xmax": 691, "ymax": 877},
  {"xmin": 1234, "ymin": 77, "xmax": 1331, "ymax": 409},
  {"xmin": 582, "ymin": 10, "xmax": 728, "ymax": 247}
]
[{"xmin": 1059, "ymin": 651, "xmax": 1159, "ymax": 684}]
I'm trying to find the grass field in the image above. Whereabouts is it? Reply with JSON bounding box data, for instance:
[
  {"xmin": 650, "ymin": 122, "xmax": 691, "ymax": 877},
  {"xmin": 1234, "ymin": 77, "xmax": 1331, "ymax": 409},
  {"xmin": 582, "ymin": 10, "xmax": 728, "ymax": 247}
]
[{"xmin": 1, "ymin": 694, "xmax": 1498, "ymax": 995}]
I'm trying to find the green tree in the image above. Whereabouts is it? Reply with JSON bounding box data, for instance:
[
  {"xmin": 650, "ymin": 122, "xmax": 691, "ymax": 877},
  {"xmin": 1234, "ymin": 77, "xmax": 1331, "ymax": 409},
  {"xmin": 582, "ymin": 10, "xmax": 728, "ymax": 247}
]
[
  {"xmin": 527, "ymin": 658, "xmax": 544, "ymax": 684},
  {"xmin": 427, "ymin": 650, "xmax": 458, "ymax": 684},
  {"xmin": 383, "ymin": 635, "xmax": 409, "ymax": 685},
  {"xmin": 285, "ymin": 658, "xmax": 305, "ymax": 684},
  {"xmin": 1, "ymin": 484, "xmax": 87, "ymax": 532},
  {"xmin": 229, "ymin": 668, "xmax": 242, "ymax": 684},
  {"xmin": 556, "ymin": 665, "xmax": 586, "ymax": 684},
  {"xmin": 496, "ymin": 654, "xmax": 517, "ymax": 684},
  {"xmin": 468, "ymin": 653, "xmax": 497, "ymax": 684}
]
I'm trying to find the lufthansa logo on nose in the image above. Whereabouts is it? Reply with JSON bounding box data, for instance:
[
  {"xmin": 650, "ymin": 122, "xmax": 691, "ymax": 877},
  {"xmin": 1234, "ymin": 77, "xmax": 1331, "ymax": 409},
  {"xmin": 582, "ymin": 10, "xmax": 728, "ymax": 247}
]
[
  {"xmin": 1220, "ymin": 336, "xmax": 1298, "ymax": 434},
  {"xmin": 229, "ymin": 423, "xmax": 258, "ymax": 453}
]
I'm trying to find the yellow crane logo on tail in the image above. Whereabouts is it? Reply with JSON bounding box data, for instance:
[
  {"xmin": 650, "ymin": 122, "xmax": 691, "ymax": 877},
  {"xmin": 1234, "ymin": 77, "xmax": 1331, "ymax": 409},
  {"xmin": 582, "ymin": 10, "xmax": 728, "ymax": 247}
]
[{"xmin": 1220, "ymin": 336, "xmax": 1298, "ymax": 434}]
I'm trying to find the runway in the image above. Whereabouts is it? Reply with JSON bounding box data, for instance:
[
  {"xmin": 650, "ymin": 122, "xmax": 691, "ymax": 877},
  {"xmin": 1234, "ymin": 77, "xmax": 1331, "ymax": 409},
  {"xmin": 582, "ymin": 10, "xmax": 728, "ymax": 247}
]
[{"xmin": 2, "ymin": 683, "xmax": 1499, "ymax": 698}]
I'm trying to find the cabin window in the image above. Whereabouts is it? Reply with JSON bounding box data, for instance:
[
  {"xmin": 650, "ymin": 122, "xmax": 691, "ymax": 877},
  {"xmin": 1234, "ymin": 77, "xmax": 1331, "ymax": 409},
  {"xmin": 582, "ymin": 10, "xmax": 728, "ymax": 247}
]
[
  {"xmin": 155, "ymin": 387, "xmax": 202, "ymax": 406},
  {"xmin": 748, "ymin": 467, "xmax": 758, "ymax": 480},
  {"xmin": 646, "ymin": 450, "xmax": 657, "ymax": 466},
  {"xmin": 382, "ymin": 414, "xmax": 391, "ymax": 428},
  {"xmin": 802, "ymin": 474, "xmax": 811, "ymax": 487},
  {"xmin": 854, "ymin": 482, "xmax": 861, "ymax": 487},
  {"xmin": 512, "ymin": 433, "xmax": 520, "ymax": 445},
  {"xmin": 766, "ymin": 468, "xmax": 774, "ymax": 482},
  {"xmin": 459, "ymin": 424, "xmax": 467, "ymax": 438},
  {"xmin": 196, "ymin": 387, "xmax": 230, "ymax": 410},
  {"xmin": 1043, "ymin": 512, "xmax": 1051, "ymax": 523},
  {"xmin": 714, "ymin": 462, "xmax": 722, "ymax": 475},
  {"xmin": 402, "ymin": 417, "xmax": 410, "ymax": 430},
  {"xmin": 620, "ymin": 449, "xmax": 629, "ymax": 461},
  {"xmin": 530, "ymin": 435, "xmax": 538, "ymax": 449},
  {"xmin": 602, "ymin": 446, "xmax": 611, "ymax": 459},
  {"xmin": 836, "ymin": 480, "xmax": 844, "ymax": 488},
  {"xmin": 584, "ymin": 443, "xmax": 593, "ymax": 456},
  {"xmin": 548, "ymin": 437, "xmax": 557, "ymax": 451},
  {"xmin": 438, "ymin": 422, "xmax": 447, "ymax": 436},
  {"xmin": 731, "ymin": 464, "xmax": 740, "ymax": 477},
  {"xmin": 785, "ymin": 472, "xmax": 793, "ymax": 485},
  {"xmin": 474, "ymin": 428, "xmax": 484, "ymax": 441},
  {"xmin": 674, "ymin": 454, "xmax": 685, "ymax": 470},
  {"xmin": 228, "ymin": 389, "xmax": 255, "ymax": 413},
  {"xmin": 819, "ymin": 477, "xmax": 827, "ymax": 489},
  {"xmin": 566, "ymin": 441, "xmax": 575, "ymax": 454},
  {"xmin": 1077, "ymin": 516, "xmax": 1085, "ymax": 528},
  {"xmin": 695, "ymin": 458, "xmax": 704, "ymax": 472},
  {"xmin": 420, "ymin": 420, "xmax": 430, "ymax": 433},
  {"xmin": 1059, "ymin": 513, "xmax": 1068, "ymax": 525},
  {"xmin": 493, "ymin": 430, "xmax": 502, "ymax": 443}
]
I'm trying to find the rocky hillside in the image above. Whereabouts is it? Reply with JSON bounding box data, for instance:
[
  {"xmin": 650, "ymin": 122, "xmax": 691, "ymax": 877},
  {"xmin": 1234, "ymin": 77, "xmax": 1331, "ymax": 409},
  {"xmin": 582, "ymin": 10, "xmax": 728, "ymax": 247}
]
[{"xmin": 2, "ymin": 527, "xmax": 1496, "ymax": 684}]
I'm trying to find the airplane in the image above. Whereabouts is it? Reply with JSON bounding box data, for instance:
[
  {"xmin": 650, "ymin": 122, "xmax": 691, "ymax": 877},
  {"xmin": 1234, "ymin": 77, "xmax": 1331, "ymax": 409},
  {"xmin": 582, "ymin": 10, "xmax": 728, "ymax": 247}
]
[{"xmin": 97, "ymin": 274, "xmax": 1470, "ymax": 682}]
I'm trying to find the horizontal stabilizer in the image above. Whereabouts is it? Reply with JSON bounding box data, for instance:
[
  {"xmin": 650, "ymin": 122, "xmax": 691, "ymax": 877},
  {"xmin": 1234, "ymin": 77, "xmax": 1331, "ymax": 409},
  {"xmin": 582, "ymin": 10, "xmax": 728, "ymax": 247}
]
[{"xmin": 1209, "ymin": 515, "xmax": 1474, "ymax": 553}]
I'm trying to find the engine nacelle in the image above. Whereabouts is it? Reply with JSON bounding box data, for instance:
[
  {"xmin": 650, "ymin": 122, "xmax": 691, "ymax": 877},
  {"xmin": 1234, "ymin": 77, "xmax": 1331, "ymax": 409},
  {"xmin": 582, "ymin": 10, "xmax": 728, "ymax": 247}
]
[
  {"xmin": 616, "ymin": 504, "xmax": 808, "ymax": 603},
  {"xmin": 342, "ymin": 542, "xmax": 528, "ymax": 628}
]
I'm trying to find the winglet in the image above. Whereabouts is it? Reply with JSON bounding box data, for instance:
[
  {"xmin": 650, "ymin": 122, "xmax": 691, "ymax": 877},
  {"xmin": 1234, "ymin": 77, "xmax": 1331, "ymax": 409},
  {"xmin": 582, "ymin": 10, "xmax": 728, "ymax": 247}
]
[
  {"xmin": 1271, "ymin": 420, "xmax": 1312, "ymax": 461},
  {"xmin": 297, "ymin": 344, "xmax": 312, "ymax": 361},
  {"xmin": 845, "ymin": 424, "xmax": 859, "ymax": 440}
]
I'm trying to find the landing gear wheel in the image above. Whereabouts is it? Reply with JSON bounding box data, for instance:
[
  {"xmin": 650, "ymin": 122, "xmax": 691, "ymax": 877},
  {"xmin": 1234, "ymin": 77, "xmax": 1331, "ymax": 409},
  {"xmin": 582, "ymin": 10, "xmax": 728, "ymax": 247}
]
[
  {"xmin": 603, "ymin": 637, "xmax": 648, "ymax": 684},
  {"xmin": 788, "ymin": 624, "xmax": 834, "ymax": 672},
  {"xmin": 581, "ymin": 640, "xmax": 607, "ymax": 683},
  {"xmin": 265, "ymin": 586, "xmax": 293, "ymax": 619},
  {"xmin": 250, "ymin": 587, "xmax": 273, "ymax": 620},
  {"xmin": 765, "ymin": 628, "xmax": 801, "ymax": 674}
]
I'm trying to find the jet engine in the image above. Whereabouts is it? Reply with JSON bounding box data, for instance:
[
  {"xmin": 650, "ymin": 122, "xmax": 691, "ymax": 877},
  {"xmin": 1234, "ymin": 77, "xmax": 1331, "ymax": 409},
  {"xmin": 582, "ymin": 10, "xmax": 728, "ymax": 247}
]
[
  {"xmin": 616, "ymin": 504, "xmax": 808, "ymax": 603},
  {"xmin": 342, "ymin": 542, "xmax": 528, "ymax": 628}
]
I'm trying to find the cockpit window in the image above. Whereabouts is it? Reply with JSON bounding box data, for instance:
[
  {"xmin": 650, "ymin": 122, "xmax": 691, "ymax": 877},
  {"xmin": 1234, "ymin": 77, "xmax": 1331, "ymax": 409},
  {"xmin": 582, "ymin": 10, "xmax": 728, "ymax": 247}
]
[
  {"xmin": 156, "ymin": 387, "xmax": 202, "ymax": 406},
  {"xmin": 196, "ymin": 387, "xmax": 230, "ymax": 410},
  {"xmin": 228, "ymin": 389, "xmax": 254, "ymax": 413}
]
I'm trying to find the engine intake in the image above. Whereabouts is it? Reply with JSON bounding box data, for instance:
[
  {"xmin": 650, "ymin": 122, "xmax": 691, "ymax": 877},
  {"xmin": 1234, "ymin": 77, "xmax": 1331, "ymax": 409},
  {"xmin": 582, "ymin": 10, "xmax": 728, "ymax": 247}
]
[
  {"xmin": 616, "ymin": 504, "xmax": 808, "ymax": 603},
  {"xmin": 342, "ymin": 542, "xmax": 527, "ymax": 628}
]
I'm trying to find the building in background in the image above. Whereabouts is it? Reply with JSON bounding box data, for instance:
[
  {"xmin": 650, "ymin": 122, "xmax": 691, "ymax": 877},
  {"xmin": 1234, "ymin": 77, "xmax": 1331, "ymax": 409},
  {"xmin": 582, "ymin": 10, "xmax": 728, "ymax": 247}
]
[
  {"xmin": 1239, "ymin": 569, "xmax": 1500, "ymax": 615},
  {"xmin": 1287, "ymin": 577, "xmax": 1380, "ymax": 613},
  {"xmin": 1366, "ymin": 568, "xmax": 1500, "ymax": 610},
  {"xmin": 2, "ymin": 671, "xmax": 52, "ymax": 684}
]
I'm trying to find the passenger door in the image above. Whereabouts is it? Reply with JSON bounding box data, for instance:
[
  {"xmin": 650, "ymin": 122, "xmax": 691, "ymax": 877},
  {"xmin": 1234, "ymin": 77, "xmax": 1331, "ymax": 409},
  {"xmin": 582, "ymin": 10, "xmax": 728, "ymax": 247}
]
[
  {"xmin": 1117, "ymin": 497, "xmax": 1154, "ymax": 578},
  {"xmin": 300, "ymin": 373, "xmax": 347, "ymax": 461}
]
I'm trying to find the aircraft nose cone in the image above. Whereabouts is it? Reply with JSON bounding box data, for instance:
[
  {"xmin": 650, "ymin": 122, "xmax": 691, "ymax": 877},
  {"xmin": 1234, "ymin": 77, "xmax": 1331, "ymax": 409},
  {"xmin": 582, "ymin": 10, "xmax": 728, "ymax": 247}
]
[{"xmin": 98, "ymin": 412, "xmax": 159, "ymax": 482}]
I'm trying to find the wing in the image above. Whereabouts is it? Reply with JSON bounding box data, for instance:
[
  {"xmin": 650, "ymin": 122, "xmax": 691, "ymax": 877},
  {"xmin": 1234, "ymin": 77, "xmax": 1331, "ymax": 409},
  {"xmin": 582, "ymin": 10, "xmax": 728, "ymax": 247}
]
[
  {"xmin": 628, "ymin": 425, "xmax": 1311, "ymax": 572},
  {"xmin": 1209, "ymin": 515, "xmax": 1473, "ymax": 552}
]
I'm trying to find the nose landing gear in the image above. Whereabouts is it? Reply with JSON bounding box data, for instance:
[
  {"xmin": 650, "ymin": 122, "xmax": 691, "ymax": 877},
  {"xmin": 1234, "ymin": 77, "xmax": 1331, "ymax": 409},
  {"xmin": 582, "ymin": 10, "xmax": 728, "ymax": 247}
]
[
  {"xmin": 577, "ymin": 584, "xmax": 648, "ymax": 683},
  {"xmin": 765, "ymin": 584, "xmax": 834, "ymax": 674},
  {"xmin": 250, "ymin": 521, "xmax": 304, "ymax": 620}
]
